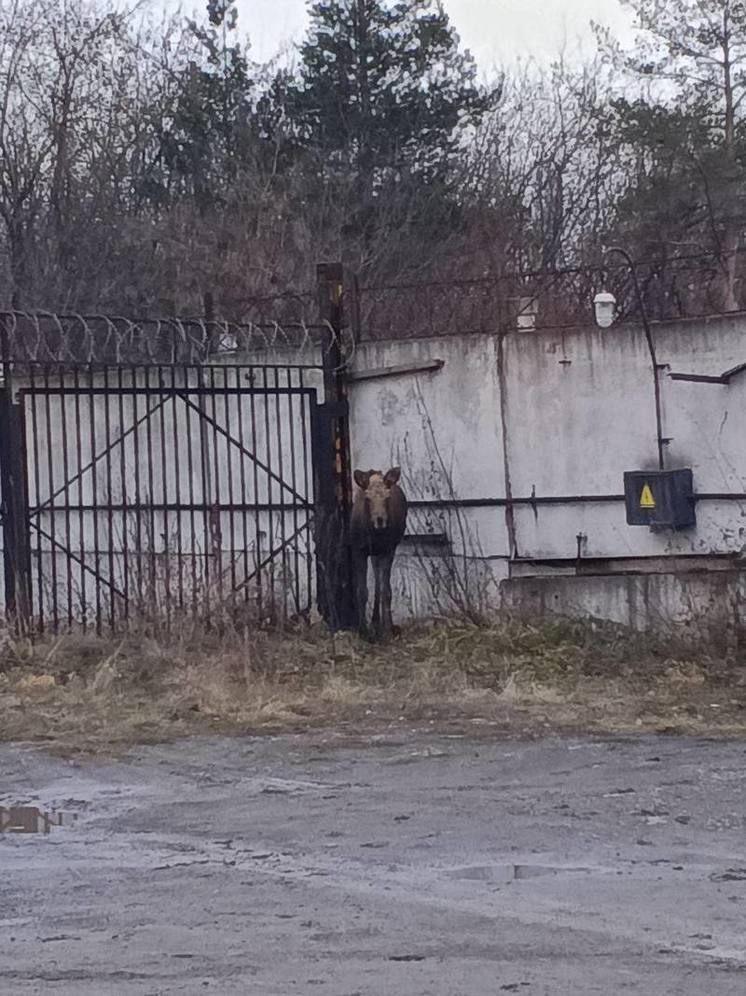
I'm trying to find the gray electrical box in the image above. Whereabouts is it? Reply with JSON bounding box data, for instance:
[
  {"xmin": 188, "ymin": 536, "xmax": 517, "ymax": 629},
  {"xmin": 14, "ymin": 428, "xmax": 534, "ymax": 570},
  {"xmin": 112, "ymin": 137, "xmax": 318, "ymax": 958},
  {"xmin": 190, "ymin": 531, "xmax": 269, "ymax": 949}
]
[{"xmin": 623, "ymin": 469, "xmax": 696, "ymax": 529}]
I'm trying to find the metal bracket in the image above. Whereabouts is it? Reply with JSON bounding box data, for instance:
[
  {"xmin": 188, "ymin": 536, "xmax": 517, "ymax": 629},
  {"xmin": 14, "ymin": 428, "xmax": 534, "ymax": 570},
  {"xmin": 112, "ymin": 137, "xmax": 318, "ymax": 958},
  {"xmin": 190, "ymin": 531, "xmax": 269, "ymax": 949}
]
[
  {"xmin": 346, "ymin": 359, "xmax": 444, "ymax": 383},
  {"xmin": 669, "ymin": 360, "xmax": 746, "ymax": 385}
]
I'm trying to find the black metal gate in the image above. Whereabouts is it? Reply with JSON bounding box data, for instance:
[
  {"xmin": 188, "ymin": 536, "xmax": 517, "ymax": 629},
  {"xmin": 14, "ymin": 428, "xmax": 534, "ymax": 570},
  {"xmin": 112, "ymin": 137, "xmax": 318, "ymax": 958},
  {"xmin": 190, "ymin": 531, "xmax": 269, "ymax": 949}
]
[{"xmin": 0, "ymin": 288, "xmax": 356, "ymax": 634}]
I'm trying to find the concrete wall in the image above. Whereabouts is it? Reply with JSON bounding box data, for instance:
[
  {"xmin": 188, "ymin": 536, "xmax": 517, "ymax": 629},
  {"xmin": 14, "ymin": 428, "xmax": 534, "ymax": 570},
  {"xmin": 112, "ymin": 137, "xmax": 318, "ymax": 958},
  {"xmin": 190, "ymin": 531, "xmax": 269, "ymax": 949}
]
[
  {"xmin": 503, "ymin": 315, "xmax": 746, "ymax": 561},
  {"xmin": 345, "ymin": 311, "xmax": 746, "ymax": 632},
  {"xmin": 501, "ymin": 571, "xmax": 742, "ymax": 649}
]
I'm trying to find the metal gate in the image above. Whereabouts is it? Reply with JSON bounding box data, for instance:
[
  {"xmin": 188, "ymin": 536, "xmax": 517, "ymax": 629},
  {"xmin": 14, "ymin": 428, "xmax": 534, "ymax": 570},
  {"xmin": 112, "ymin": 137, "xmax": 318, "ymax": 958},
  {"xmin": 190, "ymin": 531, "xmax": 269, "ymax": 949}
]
[{"xmin": 0, "ymin": 284, "xmax": 355, "ymax": 634}]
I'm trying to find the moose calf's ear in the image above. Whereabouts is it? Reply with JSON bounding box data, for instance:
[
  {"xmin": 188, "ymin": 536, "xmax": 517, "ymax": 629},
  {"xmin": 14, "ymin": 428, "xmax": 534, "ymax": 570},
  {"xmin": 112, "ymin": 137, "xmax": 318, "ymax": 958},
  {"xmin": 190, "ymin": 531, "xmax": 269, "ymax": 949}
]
[
  {"xmin": 354, "ymin": 469, "xmax": 371, "ymax": 489},
  {"xmin": 384, "ymin": 467, "xmax": 401, "ymax": 486}
]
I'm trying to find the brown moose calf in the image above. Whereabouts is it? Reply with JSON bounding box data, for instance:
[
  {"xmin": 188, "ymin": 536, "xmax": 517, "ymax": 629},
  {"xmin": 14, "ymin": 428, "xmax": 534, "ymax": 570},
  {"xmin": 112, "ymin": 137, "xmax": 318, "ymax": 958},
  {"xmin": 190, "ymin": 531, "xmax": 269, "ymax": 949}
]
[{"xmin": 349, "ymin": 467, "xmax": 408, "ymax": 640}]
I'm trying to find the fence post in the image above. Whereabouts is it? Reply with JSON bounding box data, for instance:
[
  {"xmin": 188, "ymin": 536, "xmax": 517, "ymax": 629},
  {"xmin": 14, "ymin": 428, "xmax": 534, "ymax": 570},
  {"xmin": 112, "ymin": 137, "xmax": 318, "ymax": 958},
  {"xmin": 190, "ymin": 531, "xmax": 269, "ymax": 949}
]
[
  {"xmin": 0, "ymin": 319, "xmax": 31, "ymax": 632},
  {"xmin": 315, "ymin": 262, "xmax": 355, "ymax": 630}
]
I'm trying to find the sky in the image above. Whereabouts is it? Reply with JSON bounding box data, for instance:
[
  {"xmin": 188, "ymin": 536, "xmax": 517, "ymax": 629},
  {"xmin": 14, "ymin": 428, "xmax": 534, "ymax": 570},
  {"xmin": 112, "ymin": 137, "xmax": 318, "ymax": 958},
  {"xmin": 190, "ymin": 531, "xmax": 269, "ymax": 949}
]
[{"xmin": 225, "ymin": 0, "xmax": 636, "ymax": 70}]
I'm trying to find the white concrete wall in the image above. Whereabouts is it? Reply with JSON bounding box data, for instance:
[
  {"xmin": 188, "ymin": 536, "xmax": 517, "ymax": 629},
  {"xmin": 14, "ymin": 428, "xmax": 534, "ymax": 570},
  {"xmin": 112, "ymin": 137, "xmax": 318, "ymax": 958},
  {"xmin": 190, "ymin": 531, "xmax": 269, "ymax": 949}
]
[
  {"xmin": 503, "ymin": 315, "xmax": 746, "ymax": 561},
  {"xmin": 344, "ymin": 311, "xmax": 746, "ymax": 625},
  {"xmin": 501, "ymin": 570, "xmax": 743, "ymax": 648}
]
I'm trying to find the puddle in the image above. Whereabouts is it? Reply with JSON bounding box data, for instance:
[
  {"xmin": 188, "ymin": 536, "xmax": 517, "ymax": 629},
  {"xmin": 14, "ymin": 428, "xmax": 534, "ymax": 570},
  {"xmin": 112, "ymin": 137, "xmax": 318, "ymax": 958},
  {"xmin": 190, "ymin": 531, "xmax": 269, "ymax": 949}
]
[
  {"xmin": 0, "ymin": 806, "xmax": 77, "ymax": 835},
  {"xmin": 447, "ymin": 864, "xmax": 590, "ymax": 884}
]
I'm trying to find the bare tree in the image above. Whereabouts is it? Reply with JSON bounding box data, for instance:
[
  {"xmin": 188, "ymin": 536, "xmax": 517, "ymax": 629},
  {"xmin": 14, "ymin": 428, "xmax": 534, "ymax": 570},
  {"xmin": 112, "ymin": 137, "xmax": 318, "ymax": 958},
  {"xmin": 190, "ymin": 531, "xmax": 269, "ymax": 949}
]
[{"xmin": 463, "ymin": 55, "xmax": 623, "ymax": 277}]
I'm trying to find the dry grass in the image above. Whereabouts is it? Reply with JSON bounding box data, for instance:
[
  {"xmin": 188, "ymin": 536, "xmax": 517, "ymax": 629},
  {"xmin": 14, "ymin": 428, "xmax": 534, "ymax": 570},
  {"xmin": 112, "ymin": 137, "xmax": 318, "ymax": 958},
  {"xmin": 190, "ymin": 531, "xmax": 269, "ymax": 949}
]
[{"xmin": 1, "ymin": 617, "xmax": 746, "ymax": 753}]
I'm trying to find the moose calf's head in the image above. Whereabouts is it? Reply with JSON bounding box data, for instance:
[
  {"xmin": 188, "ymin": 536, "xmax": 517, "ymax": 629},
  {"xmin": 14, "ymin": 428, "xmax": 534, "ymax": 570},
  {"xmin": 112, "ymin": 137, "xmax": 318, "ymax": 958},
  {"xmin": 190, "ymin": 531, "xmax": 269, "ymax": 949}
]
[{"xmin": 354, "ymin": 467, "xmax": 402, "ymax": 532}]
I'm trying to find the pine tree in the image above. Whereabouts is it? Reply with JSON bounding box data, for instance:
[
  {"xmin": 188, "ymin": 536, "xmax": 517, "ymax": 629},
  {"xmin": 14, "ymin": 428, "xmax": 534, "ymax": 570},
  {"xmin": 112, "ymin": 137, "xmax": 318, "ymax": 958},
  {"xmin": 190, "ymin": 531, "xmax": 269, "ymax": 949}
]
[
  {"xmin": 157, "ymin": 1, "xmax": 254, "ymax": 209},
  {"xmin": 288, "ymin": 0, "xmax": 493, "ymax": 210}
]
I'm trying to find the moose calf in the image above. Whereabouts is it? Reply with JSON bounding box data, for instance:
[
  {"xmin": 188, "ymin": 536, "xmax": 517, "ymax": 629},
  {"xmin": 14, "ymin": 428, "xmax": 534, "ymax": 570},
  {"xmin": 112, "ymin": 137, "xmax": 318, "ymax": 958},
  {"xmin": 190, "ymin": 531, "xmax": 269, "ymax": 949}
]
[{"xmin": 349, "ymin": 467, "xmax": 408, "ymax": 640}]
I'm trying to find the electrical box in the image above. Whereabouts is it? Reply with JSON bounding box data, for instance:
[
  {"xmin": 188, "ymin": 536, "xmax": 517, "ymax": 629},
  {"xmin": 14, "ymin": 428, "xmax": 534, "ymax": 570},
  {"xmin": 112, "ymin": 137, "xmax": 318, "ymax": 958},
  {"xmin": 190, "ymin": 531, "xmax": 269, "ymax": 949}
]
[{"xmin": 623, "ymin": 469, "xmax": 696, "ymax": 529}]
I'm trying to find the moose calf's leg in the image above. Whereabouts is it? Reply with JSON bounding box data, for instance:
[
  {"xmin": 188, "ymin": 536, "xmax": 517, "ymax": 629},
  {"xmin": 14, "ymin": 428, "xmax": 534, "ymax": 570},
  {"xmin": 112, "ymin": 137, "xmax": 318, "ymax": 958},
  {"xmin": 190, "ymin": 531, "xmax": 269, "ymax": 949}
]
[
  {"xmin": 353, "ymin": 552, "xmax": 369, "ymax": 637},
  {"xmin": 371, "ymin": 556, "xmax": 382, "ymax": 630},
  {"xmin": 381, "ymin": 552, "xmax": 395, "ymax": 637}
]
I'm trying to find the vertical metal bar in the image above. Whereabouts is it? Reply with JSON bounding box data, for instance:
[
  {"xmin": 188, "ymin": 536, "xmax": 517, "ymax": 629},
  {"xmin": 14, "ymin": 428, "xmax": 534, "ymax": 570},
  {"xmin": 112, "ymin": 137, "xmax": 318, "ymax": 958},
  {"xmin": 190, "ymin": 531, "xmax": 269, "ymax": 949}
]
[
  {"xmin": 274, "ymin": 366, "xmax": 287, "ymax": 622},
  {"xmin": 87, "ymin": 364, "xmax": 102, "ymax": 634},
  {"xmin": 0, "ymin": 393, "xmax": 19, "ymax": 623},
  {"xmin": 317, "ymin": 262, "xmax": 354, "ymax": 629},
  {"xmin": 144, "ymin": 366, "xmax": 157, "ymax": 619},
  {"xmin": 248, "ymin": 371, "xmax": 262, "ymax": 616},
  {"xmin": 171, "ymin": 366, "xmax": 184, "ymax": 613},
  {"xmin": 0, "ymin": 322, "xmax": 32, "ymax": 632},
  {"xmin": 117, "ymin": 365, "xmax": 130, "ymax": 624},
  {"xmin": 103, "ymin": 365, "xmax": 116, "ymax": 630},
  {"xmin": 0, "ymin": 320, "xmax": 17, "ymax": 623},
  {"xmin": 42, "ymin": 365, "xmax": 60, "ymax": 630},
  {"xmin": 234, "ymin": 366, "xmax": 250, "ymax": 607},
  {"xmin": 286, "ymin": 367, "xmax": 301, "ymax": 616},
  {"xmin": 157, "ymin": 364, "xmax": 171, "ymax": 631},
  {"xmin": 28, "ymin": 365, "xmax": 44, "ymax": 632},
  {"xmin": 208, "ymin": 365, "xmax": 224, "ymax": 609},
  {"xmin": 196, "ymin": 365, "xmax": 212, "ymax": 624},
  {"xmin": 13, "ymin": 395, "xmax": 32, "ymax": 630},
  {"xmin": 496, "ymin": 333, "xmax": 517, "ymax": 559},
  {"xmin": 183, "ymin": 366, "xmax": 198, "ymax": 618},
  {"xmin": 58, "ymin": 365, "xmax": 74, "ymax": 628},
  {"xmin": 224, "ymin": 365, "xmax": 237, "ymax": 605},
  {"xmin": 310, "ymin": 401, "xmax": 335, "ymax": 630},
  {"xmin": 298, "ymin": 369, "xmax": 312, "ymax": 616},
  {"xmin": 130, "ymin": 366, "xmax": 144, "ymax": 617},
  {"xmin": 263, "ymin": 366, "xmax": 274, "ymax": 617},
  {"xmin": 72, "ymin": 366, "xmax": 87, "ymax": 630}
]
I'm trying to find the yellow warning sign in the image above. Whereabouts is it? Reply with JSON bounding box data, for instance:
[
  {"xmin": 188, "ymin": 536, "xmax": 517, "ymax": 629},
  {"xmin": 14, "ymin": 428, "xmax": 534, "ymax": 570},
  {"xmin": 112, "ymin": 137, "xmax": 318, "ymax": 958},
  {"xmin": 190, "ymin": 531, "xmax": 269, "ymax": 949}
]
[{"xmin": 639, "ymin": 484, "xmax": 656, "ymax": 509}]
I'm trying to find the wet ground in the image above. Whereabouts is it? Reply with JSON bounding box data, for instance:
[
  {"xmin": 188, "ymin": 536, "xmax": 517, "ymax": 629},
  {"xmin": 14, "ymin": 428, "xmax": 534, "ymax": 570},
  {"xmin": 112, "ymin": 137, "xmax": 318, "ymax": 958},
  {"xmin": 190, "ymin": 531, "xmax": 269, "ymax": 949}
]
[{"xmin": 1, "ymin": 728, "xmax": 746, "ymax": 994}]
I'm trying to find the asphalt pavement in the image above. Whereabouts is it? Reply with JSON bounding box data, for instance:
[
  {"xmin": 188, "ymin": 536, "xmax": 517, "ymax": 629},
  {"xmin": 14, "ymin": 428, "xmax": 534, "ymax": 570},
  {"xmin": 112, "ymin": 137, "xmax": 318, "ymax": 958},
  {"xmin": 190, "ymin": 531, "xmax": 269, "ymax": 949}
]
[{"xmin": 2, "ymin": 728, "xmax": 745, "ymax": 994}]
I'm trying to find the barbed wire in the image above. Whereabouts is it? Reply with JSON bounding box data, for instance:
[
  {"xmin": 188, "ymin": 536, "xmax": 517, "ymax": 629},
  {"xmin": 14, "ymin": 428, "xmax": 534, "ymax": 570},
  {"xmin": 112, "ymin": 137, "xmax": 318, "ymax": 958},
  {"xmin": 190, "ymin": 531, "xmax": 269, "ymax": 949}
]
[
  {"xmin": 2, "ymin": 246, "xmax": 738, "ymax": 360},
  {"xmin": 358, "ymin": 249, "xmax": 735, "ymax": 338},
  {"xmin": 358, "ymin": 246, "xmax": 732, "ymax": 296},
  {"xmin": 0, "ymin": 311, "xmax": 352, "ymax": 367}
]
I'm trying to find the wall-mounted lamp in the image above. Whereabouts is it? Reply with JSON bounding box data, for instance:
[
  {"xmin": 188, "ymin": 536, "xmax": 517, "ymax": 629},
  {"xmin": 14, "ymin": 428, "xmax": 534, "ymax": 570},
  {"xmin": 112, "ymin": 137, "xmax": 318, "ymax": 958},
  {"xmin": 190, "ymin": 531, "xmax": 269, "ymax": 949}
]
[{"xmin": 592, "ymin": 290, "xmax": 616, "ymax": 329}]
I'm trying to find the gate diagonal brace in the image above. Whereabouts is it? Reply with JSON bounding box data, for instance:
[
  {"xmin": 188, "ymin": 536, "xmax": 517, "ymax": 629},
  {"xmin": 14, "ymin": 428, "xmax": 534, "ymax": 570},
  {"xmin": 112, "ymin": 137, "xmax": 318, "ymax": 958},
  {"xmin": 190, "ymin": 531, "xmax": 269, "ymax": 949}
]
[
  {"xmin": 29, "ymin": 388, "xmax": 311, "ymax": 518},
  {"xmin": 174, "ymin": 391, "xmax": 309, "ymax": 505},
  {"xmin": 29, "ymin": 521, "xmax": 128, "ymax": 602},
  {"xmin": 215, "ymin": 514, "xmax": 312, "ymax": 591},
  {"xmin": 233, "ymin": 517, "xmax": 315, "ymax": 596},
  {"xmin": 29, "ymin": 394, "xmax": 171, "ymax": 519}
]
